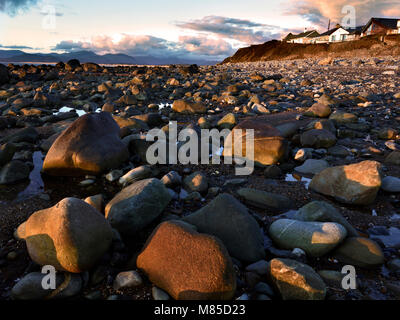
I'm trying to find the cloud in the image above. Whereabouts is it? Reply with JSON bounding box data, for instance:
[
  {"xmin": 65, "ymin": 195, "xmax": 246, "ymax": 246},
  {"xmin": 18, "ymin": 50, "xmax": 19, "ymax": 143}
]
[
  {"xmin": 0, "ymin": 0, "xmax": 39, "ymax": 16},
  {"xmin": 53, "ymin": 34, "xmax": 233, "ymax": 61},
  {"xmin": 178, "ymin": 36, "xmax": 234, "ymax": 56},
  {"xmin": 284, "ymin": 0, "xmax": 400, "ymax": 28},
  {"xmin": 0, "ymin": 44, "xmax": 34, "ymax": 50},
  {"xmin": 54, "ymin": 35, "xmax": 173, "ymax": 56},
  {"xmin": 176, "ymin": 15, "xmax": 282, "ymax": 44}
]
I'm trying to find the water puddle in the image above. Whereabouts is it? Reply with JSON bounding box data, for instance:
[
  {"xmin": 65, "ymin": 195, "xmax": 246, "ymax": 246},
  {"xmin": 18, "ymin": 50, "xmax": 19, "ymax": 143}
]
[
  {"xmin": 16, "ymin": 151, "xmax": 44, "ymax": 201},
  {"xmin": 285, "ymin": 173, "xmax": 312, "ymax": 189},
  {"xmin": 55, "ymin": 106, "xmax": 86, "ymax": 117},
  {"xmin": 159, "ymin": 103, "xmax": 172, "ymax": 110},
  {"xmin": 54, "ymin": 107, "xmax": 102, "ymax": 117}
]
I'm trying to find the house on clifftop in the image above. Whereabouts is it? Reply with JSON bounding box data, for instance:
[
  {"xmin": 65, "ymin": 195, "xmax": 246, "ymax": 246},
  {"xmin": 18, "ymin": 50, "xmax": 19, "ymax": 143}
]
[
  {"xmin": 283, "ymin": 30, "xmax": 320, "ymax": 44},
  {"xmin": 361, "ymin": 18, "xmax": 400, "ymax": 37},
  {"xmin": 311, "ymin": 26, "xmax": 350, "ymax": 43}
]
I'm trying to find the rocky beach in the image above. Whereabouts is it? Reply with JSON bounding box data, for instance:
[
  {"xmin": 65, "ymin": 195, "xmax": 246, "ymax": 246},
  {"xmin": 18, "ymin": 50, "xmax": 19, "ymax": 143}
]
[{"xmin": 0, "ymin": 56, "xmax": 400, "ymax": 301}]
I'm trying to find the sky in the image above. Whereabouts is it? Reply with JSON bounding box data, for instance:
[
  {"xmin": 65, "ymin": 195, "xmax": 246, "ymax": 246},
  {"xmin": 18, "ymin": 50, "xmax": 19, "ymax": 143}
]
[{"xmin": 0, "ymin": 0, "xmax": 399, "ymax": 61}]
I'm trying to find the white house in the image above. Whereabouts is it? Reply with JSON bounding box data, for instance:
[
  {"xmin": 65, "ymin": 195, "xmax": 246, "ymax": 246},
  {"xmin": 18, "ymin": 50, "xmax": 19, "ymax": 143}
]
[
  {"xmin": 311, "ymin": 26, "xmax": 350, "ymax": 43},
  {"xmin": 328, "ymin": 27, "xmax": 350, "ymax": 42}
]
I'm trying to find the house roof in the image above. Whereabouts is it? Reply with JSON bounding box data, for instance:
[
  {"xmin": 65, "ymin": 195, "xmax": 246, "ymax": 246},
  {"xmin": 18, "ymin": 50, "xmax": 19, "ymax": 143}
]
[
  {"xmin": 284, "ymin": 30, "xmax": 319, "ymax": 41},
  {"xmin": 362, "ymin": 18, "xmax": 400, "ymax": 33},
  {"xmin": 346, "ymin": 26, "xmax": 364, "ymax": 35},
  {"xmin": 318, "ymin": 27, "xmax": 349, "ymax": 37}
]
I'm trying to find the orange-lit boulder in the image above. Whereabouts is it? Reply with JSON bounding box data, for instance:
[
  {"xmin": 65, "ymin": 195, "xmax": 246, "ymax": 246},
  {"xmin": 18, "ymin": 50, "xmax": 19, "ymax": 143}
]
[{"xmin": 137, "ymin": 221, "xmax": 236, "ymax": 300}]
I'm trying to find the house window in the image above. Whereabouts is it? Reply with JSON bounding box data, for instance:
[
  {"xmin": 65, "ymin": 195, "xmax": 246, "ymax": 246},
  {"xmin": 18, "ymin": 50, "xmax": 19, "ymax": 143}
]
[{"xmin": 331, "ymin": 35, "xmax": 336, "ymax": 41}]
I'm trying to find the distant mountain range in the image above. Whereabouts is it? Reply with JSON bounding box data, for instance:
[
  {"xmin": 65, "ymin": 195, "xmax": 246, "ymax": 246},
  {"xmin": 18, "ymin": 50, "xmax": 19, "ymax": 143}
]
[{"xmin": 0, "ymin": 49, "xmax": 219, "ymax": 66}]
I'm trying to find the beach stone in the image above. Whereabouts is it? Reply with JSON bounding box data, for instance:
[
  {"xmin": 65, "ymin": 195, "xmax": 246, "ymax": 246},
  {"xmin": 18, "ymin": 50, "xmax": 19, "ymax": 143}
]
[
  {"xmin": 82, "ymin": 62, "xmax": 101, "ymax": 73},
  {"xmin": 118, "ymin": 165, "xmax": 152, "ymax": 186},
  {"xmin": 218, "ymin": 113, "xmax": 236, "ymax": 130},
  {"xmin": 381, "ymin": 176, "xmax": 400, "ymax": 192},
  {"xmin": 18, "ymin": 198, "xmax": 113, "ymax": 273},
  {"xmin": 183, "ymin": 171, "xmax": 208, "ymax": 193},
  {"xmin": 161, "ymin": 171, "xmax": 182, "ymax": 187},
  {"xmin": 0, "ymin": 64, "xmax": 10, "ymax": 85},
  {"xmin": 237, "ymin": 188, "xmax": 293, "ymax": 210},
  {"xmin": 385, "ymin": 151, "xmax": 400, "ymax": 165},
  {"xmin": 137, "ymin": 221, "xmax": 236, "ymax": 300},
  {"xmin": 268, "ymin": 258, "xmax": 326, "ymax": 300},
  {"xmin": 65, "ymin": 59, "xmax": 80, "ymax": 71},
  {"xmin": 43, "ymin": 112, "xmax": 129, "ymax": 176},
  {"xmin": 245, "ymin": 260, "xmax": 269, "ymax": 276},
  {"xmin": 172, "ymin": 100, "xmax": 206, "ymax": 114},
  {"xmin": 295, "ymin": 201, "xmax": 358, "ymax": 237},
  {"xmin": 113, "ymin": 115, "xmax": 149, "ymax": 130},
  {"xmin": 11, "ymin": 272, "xmax": 63, "ymax": 300},
  {"xmin": 84, "ymin": 194, "xmax": 104, "ymax": 213},
  {"xmin": 304, "ymin": 103, "xmax": 331, "ymax": 118},
  {"xmin": 0, "ymin": 160, "xmax": 30, "ymax": 184},
  {"xmin": 300, "ymin": 129, "xmax": 337, "ymax": 149},
  {"xmin": 183, "ymin": 194, "xmax": 265, "ymax": 263},
  {"xmin": 318, "ymin": 270, "xmax": 346, "ymax": 288},
  {"xmin": 334, "ymin": 237, "xmax": 385, "ymax": 268},
  {"xmin": 224, "ymin": 118, "xmax": 289, "ymax": 166},
  {"xmin": 152, "ymin": 287, "xmax": 170, "ymax": 300},
  {"xmin": 309, "ymin": 161, "xmax": 382, "ymax": 205},
  {"xmin": 113, "ymin": 271, "xmax": 143, "ymax": 290},
  {"xmin": 269, "ymin": 219, "xmax": 347, "ymax": 257},
  {"xmin": 378, "ymin": 128, "xmax": 398, "ymax": 140},
  {"xmin": 105, "ymin": 178, "xmax": 171, "ymax": 237},
  {"xmin": 0, "ymin": 143, "xmax": 16, "ymax": 167},
  {"xmin": 1, "ymin": 127, "xmax": 39, "ymax": 144},
  {"xmin": 10, "ymin": 272, "xmax": 81, "ymax": 300},
  {"xmin": 295, "ymin": 159, "xmax": 329, "ymax": 175},
  {"xmin": 329, "ymin": 111, "xmax": 358, "ymax": 124}
]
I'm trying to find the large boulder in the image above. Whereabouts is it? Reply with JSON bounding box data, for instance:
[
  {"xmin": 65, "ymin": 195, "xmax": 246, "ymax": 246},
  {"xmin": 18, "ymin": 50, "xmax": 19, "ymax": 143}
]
[
  {"xmin": 224, "ymin": 118, "xmax": 289, "ymax": 166},
  {"xmin": 105, "ymin": 178, "xmax": 171, "ymax": 237},
  {"xmin": 17, "ymin": 198, "xmax": 113, "ymax": 273},
  {"xmin": 172, "ymin": 100, "xmax": 207, "ymax": 114},
  {"xmin": 137, "ymin": 221, "xmax": 236, "ymax": 300},
  {"xmin": 0, "ymin": 160, "xmax": 30, "ymax": 185},
  {"xmin": 183, "ymin": 194, "xmax": 265, "ymax": 263},
  {"xmin": 43, "ymin": 112, "xmax": 129, "ymax": 176},
  {"xmin": 269, "ymin": 219, "xmax": 347, "ymax": 257},
  {"xmin": 309, "ymin": 161, "xmax": 382, "ymax": 205},
  {"xmin": 268, "ymin": 258, "xmax": 326, "ymax": 300},
  {"xmin": 65, "ymin": 59, "xmax": 81, "ymax": 71},
  {"xmin": 82, "ymin": 62, "xmax": 101, "ymax": 73},
  {"xmin": 0, "ymin": 64, "xmax": 10, "ymax": 85},
  {"xmin": 334, "ymin": 237, "xmax": 385, "ymax": 268}
]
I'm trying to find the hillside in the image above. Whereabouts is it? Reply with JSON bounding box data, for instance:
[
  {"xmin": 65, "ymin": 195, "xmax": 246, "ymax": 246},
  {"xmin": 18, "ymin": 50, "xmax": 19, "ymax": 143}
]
[
  {"xmin": 0, "ymin": 49, "xmax": 218, "ymax": 66},
  {"xmin": 222, "ymin": 35, "xmax": 400, "ymax": 63}
]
